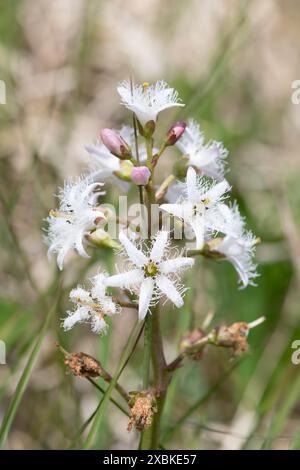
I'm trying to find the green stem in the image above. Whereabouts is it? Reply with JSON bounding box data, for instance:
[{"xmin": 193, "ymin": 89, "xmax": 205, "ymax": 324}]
[
  {"xmin": 141, "ymin": 136, "xmax": 169, "ymax": 450},
  {"xmin": 145, "ymin": 136, "xmax": 154, "ymax": 168},
  {"xmin": 149, "ymin": 306, "xmax": 168, "ymax": 449},
  {"xmin": 143, "ymin": 314, "xmax": 152, "ymax": 389},
  {"xmin": 151, "ymin": 394, "xmax": 166, "ymax": 450}
]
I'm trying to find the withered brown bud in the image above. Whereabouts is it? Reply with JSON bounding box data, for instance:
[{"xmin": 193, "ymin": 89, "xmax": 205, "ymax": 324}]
[
  {"xmin": 127, "ymin": 391, "xmax": 157, "ymax": 432},
  {"xmin": 216, "ymin": 322, "xmax": 249, "ymax": 357},
  {"xmin": 64, "ymin": 352, "xmax": 109, "ymax": 379},
  {"xmin": 179, "ymin": 328, "xmax": 206, "ymax": 360}
]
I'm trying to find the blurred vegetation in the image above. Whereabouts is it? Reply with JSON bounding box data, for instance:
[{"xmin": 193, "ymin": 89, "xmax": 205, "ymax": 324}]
[{"xmin": 1, "ymin": 0, "xmax": 300, "ymax": 450}]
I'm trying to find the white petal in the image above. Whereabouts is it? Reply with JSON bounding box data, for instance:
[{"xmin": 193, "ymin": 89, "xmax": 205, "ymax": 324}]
[
  {"xmin": 70, "ymin": 287, "xmax": 90, "ymax": 303},
  {"xmin": 56, "ymin": 246, "xmax": 69, "ymax": 271},
  {"xmin": 91, "ymin": 273, "xmax": 107, "ymax": 300},
  {"xmin": 186, "ymin": 167, "xmax": 199, "ymax": 203},
  {"xmin": 139, "ymin": 278, "xmax": 154, "ymax": 321},
  {"xmin": 105, "ymin": 269, "xmax": 143, "ymax": 289},
  {"xmin": 91, "ymin": 315, "xmax": 107, "ymax": 334},
  {"xmin": 159, "ymin": 257, "xmax": 194, "ymax": 274},
  {"xmin": 150, "ymin": 231, "xmax": 168, "ymax": 262},
  {"xmin": 230, "ymin": 257, "xmax": 249, "ymax": 288},
  {"xmin": 119, "ymin": 231, "xmax": 148, "ymax": 267},
  {"xmin": 195, "ymin": 147, "xmax": 218, "ymax": 166},
  {"xmin": 190, "ymin": 214, "xmax": 204, "ymax": 249},
  {"xmin": 156, "ymin": 275, "xmax": 184, "ymax": 308},
  {"xmin": 75, "ymin": 233, "xmax": 90, "ymax": 259},
  {"xmin": 63, "ymin": 307, "xmax": 90, "ymax": 331},
  {"xmin": 206, "ymin": 179, "xmax": 230, "ymax": 202}
]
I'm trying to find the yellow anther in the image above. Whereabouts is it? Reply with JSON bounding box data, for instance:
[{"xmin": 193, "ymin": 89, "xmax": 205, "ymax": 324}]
[
  {"xmin": 142, "ymin": 82, "xmax": 150, "ymax": 92},
  {"xmin": 49, "ymin": 209, "xmax": 73, "ymax": 220},
  {"xmin": 49, "ymin": 209, "xmax": 65, "ymax": 218},
  {"xmin": 201, "ymin": 197, "xmax": 211, "ymax": 206}
]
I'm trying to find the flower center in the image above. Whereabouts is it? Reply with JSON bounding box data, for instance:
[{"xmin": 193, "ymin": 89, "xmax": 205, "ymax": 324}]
[
  {"xmin": 193, "ymin": 197, "xmax": 211, "ymax": 215},
  {"xmin": 144, "ymin": 261, "xmax": 158, "ymax": 277},
  {"xmin": 76, "ymin": 296, "xmax": 104, "ymax": 316}
]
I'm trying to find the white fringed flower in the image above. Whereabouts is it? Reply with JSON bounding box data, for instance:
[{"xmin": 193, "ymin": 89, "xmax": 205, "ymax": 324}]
[
  {"xmin": 161, "ymin": 167, "xmax": 231, "ymax": 249},
  {"xmin": 214, "ymin": 232, "xmax": 258, "ymax": 288},
  {"xmin": 85, "ymin": 125, "xmax": 146, "ymax": 186},
  {"xmin": 104, "ymin": 231, "xmax": 194, "ymax": 320},
  {"xmin": 176, "ymin": 119, "xmax": 228, "ymax": 180},
  {"xmin": 63, "ymin": 273, "xmax": 121, "ymax": 334},
  {"xmin": 117, "ymin": 80, "xmax": 184, "ymax": 126},
  {"xmin": 46, "ymin": 177, "xmax": 106, "ymax": 270},
  {"xmin": 210, "ymin": 204, "xmax": 258, "ymax": 288}
]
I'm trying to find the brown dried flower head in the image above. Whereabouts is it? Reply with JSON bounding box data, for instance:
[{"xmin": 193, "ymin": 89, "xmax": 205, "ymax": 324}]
[
  {"xmin": 64, "ymin": 352, "xmax": 108, "ymax": 379},
  {"xmin": 216, "ymin": 322, "xmax": 249, "ymax": 357},
  {"xmin": 127, "ymin": 391, "xmax": 157, "ymax": 432}
]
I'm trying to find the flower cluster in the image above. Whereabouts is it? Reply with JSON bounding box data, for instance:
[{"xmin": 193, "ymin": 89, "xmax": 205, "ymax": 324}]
[
  {"xmin": 63, "ymin": 273, "xmax": 120, "ymax": 334},
  {"xmin": 45, "ymin": 79, "xmax": 259, "ymax": 334}
]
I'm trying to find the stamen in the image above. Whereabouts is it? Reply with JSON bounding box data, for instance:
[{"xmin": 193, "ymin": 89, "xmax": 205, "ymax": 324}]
[
  {"xmin": 143, "ymin": 82, "xmax": 150, "ymax": 92},
  {"xmin": 49, "ymin": 209, "xmax": 74, "ymax": 220}
]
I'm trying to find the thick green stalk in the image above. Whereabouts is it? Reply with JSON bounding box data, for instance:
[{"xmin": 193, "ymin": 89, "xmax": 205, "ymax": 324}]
[
  {"xmin": 143, "ymin": 313, "xmax": 152, "ymax": 389},
  {"xmin": 149, "ymin": 306, "xmax": 168, "ymax": 449},
  {"xmin": 151, "ymin": 394, "xmax": 166, "ymax": 450}
]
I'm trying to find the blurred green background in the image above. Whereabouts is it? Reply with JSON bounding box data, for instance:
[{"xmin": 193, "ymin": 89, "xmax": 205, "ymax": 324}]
[{"xmin": 1, "ymin": 0, "xmax": 300, "ymax": 450}]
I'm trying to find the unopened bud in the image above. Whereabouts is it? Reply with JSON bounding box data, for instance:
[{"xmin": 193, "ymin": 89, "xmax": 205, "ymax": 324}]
[
  {"xmin": 131, "ymin": 166, "xmax": 151, "ymax": 186},
  {"xmin": 165, "ymin": 121, "xmax": 186, "ymax": 146},
  {"xmin": 100, "ymin": 128, "xmax": 132, "ymax": 159}
]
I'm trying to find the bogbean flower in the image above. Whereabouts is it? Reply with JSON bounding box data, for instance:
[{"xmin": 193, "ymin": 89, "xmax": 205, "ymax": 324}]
[
  {"xmin": 46, "ymin": 177, "xmax": 106, "ymax": 270},
  {"xmin": 161, "ymin": 167, "xmax": 231, "ymax": 249},
  {"xmin": 63, "ymin": 273, "xmax": 121, "ymax": 334},
  {"xmin": 213, "ymin": 233, "xmax": 258, "ymax": 288},
  {"xmin": 206, "ymin": 204, "xmax": 258, "ymax": 288},
  {"xmin": 117, "ymin": 80, "xmax": 184, "ymax": 126},
  {"xmin": 104, "ymin": 231, "xmax": 194, "ymax": 320},
  {"xmin": 85, "ymin": 125, "xmax": 146, "ymax": 186},
  {"xmin": 176, "ymin": 119, "xmax": 228, "ymax": 180}
]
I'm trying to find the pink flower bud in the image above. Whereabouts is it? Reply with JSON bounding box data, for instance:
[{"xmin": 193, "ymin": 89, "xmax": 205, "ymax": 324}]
[
  {"xmin": 131, "ymin": 166, "xmax": 151, "ymax": 186},
  {"xmin": 100, "ymin": 128, "xmax": 132, "ymax": 159},
  {"xmin": 165, "ymin": 121, "xmax": 186, "ymax": 146}
]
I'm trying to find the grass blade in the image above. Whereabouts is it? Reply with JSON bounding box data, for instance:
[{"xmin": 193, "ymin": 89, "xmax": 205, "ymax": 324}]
[
  {"xmin": 0, "ymin": 299, "xmax": 58, "ymax": 448},
  {"xmin": 83, "ymin": 321, "xmax": 143, "ymax": 449},
  {"xmin": 162, "ymin": 360, "xmax": 242, "ymax": 445}
]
